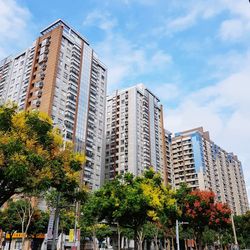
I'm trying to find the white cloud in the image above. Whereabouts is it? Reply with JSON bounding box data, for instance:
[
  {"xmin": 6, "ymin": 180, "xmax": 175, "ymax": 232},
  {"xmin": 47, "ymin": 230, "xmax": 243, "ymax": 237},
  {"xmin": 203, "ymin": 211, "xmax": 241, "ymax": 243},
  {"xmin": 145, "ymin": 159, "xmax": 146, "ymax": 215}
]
[
  {"xmin": 0, "ymin": 0, "xmax": 32, "ymax": 58},
  {"xmin": 83, "ymin": 10, "xmax": 117, "ymax": 31},
  {"xmin": 215, "ymin": 0, "xmax": 250, "ymax": 42},
  {"xmin": 166, "ymin": 9, "xmax": 199, "ymax": 32},
  {"xmin": 157, "ymin": 0, "xmax": 225, "ymax": 36},
  {"xmin": 164, "ymin": 52, "xmax": 250, "ymax": 201},
  {"xmin": 219, "ymin": 19, "xmax": 245, "ymax": 41},
  {"xmin": 151, "ymin": 50, "xmax": 172, "ymax": 66},
  {"xmin": 106, "ymin": 0, "xmax": 155, "ymax": 6},
  {"xmin": 83, "ymin": 11, "xmax": 172, "ymax": 91},
  {"xmin": 94, "ymin": 32, "xmax": 172, "ymax": 92},
  {"xmin": 154, "ymin": 83, "xmax": 181, "ymax": 102},
  {"xmin": 156, "ymin": 0, "xmax": 250, "ymax": 41}
]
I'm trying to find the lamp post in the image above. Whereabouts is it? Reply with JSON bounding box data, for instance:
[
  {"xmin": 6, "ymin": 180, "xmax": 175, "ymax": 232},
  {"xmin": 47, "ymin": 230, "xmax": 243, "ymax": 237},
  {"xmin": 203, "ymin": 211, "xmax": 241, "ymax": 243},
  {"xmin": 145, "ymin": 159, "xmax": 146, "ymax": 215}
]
[
  {"xmin": 231, "ymin": 214, "xmax": 239, "ymax": 250},
  {"xmin": 176, "ymin": 220, "xmax": 189, "ymax": 250}
]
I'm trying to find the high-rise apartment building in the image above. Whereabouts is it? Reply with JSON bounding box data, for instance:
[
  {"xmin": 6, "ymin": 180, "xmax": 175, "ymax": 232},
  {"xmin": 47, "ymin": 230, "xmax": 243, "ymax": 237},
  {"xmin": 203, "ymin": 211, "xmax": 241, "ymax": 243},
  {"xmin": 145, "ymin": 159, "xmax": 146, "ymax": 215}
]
[
  {"xmin": 171, "ymin": 127, "xmax": 249, "ymax": 215},
  {"xmin": 0, "ymin": 20, "xmax": 107, "ymax": 190},
  {"xmin": 0, "ymin": 45, "xmax": 36, "ymax": 109},
  {"xmin": 104, "ymin": 84, "xmax": 168, "ymax": 183}
]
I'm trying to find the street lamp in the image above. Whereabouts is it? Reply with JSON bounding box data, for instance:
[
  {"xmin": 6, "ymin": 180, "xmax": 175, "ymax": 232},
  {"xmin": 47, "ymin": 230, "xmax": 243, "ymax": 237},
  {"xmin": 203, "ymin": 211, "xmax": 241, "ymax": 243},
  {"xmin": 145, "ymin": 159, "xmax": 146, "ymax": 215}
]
[
  {"xmin": 176, "ymin": 220, "xmax": 189, "ymax": 250},
  {"xmin": 231, "ymin": 214, "xmax": 239, "ymax": 250}
]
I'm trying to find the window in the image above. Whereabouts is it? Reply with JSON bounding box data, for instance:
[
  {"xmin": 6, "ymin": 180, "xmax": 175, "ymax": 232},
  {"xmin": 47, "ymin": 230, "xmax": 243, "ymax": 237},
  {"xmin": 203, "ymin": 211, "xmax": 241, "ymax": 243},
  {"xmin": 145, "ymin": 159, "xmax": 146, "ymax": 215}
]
[
  {"xmin": 63, "ymin": 72, "xmax": 68, "ymax": 79},
  {"xmin": 66, "ymin": 56, "xmax": 70, "ymax": 62}
]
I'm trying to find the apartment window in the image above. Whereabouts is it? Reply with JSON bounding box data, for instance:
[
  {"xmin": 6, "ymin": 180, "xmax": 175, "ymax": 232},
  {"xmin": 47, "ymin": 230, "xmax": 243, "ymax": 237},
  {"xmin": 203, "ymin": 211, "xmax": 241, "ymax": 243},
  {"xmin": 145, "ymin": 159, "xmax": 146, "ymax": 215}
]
[
  {"xmin": 63, "ymin": 72, "xmax": 68, "ymax": 79},
  {"xmin": 66, "ymin": 56, "xmax": 70, "ymax": 62},
  {"xmin": 57, "ymin": 67, "xmax": 62, "ymax": 75},
  {"xmin": 60, "ymin": 51, "xmax": 63, "ymax": 58}
]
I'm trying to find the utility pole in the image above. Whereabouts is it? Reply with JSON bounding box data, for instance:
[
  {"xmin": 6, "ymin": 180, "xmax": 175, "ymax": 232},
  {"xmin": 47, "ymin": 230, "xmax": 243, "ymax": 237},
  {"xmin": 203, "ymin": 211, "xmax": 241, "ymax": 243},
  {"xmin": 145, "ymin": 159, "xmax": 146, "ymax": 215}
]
[
  {"xmin": 231, "ymin": 213, "xmax": 238, "ymax": 249},
  {"xmin": 176, "ymin": 220, "xmax": 189, "ymax": 250},
  {"xmin": 176, "ymin": 220, "xmax": 180, "ymax": 250}
]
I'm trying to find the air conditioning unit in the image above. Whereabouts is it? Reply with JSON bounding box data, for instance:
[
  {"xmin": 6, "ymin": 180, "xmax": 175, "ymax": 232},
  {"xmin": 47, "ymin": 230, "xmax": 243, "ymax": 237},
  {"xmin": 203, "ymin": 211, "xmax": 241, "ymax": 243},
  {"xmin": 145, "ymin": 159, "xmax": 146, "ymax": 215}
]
[
  {"xmin": 38, "ymin": 81, "xmax": 44, "ymax": 88},
  {"xmin": 41, "ymin": 64, "xmax": 46, "ymax": 71},
  {"xmin": 45, "ymin": 39, "xmax": 50, "ymax": 45},
  {"xmin": 37, "ymin": 90, "xmax": 42, "ymax": 98},
  {"xmin": 36, "ymin": 100, "xmax": 41, "ymax": 107},
  {"xmin": 40, "ymin": 73, "xmax": 45, "ymax": 80}
]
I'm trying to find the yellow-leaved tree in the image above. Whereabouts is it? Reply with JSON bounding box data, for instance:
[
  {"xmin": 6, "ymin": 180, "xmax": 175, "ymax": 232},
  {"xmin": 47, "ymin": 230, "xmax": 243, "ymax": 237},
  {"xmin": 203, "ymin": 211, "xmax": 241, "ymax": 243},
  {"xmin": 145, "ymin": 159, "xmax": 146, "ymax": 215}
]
[{"xmin": 0, "ymin": 104, "xmax": 85, "ymax": 206}]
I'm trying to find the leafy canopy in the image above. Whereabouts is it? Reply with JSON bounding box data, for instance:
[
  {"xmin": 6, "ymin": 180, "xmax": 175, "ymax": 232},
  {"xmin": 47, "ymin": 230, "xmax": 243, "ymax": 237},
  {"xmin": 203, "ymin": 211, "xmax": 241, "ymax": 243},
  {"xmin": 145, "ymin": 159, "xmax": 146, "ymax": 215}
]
[{"xmin": 0, "ymin": 104, "xmax": 85, "ymax": 206}]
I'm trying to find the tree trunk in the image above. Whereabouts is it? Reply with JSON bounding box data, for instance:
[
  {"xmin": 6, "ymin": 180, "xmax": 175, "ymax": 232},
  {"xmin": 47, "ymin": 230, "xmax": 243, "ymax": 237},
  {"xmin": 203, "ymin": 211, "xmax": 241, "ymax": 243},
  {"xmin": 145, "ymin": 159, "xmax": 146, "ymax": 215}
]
[
  {"xmin": 167, "ymin": 238, "xmax": 170, "ymax": 250},
  {"xmin": 171, "ymin": 237, "xmax": 174, "ymax": 250},
  {"xmin": 134, "ymin": 229, "xmax": 138, "ymax": 250},
  {"xmin": 163, "ymin": 236, "xmax": 166, "ymax": 250},
  {"xmin": 153, "ymin": 236, "xmax": 159, "ymax": 250},
  {"xmin": 93, "ymin": 230, "xmax": 98, "ymax": 250},
  {"xmin": 21, "ymin": 235, "xmax": 25, "ymax": 250},
  {"xmin": 137, "ymin": 230, "xmax": 144, "ymax": 250},
  {"xmin": 8, "ymin": 234, "xmax": 13, "ymax": 250},
  {"xmin": 138, "ymin": 240, "xmax": 143, "ymax": 250},
  {"xmin": 185, "ymin": 239, "xmax": 187, "ymax": 250},
  {"xmin": 117, "ymin": 224, "xmax": 121, "ymax": 250},
  {"xmin": 197, "ymin": 237, "xmax": 202, "ymax": 250}
]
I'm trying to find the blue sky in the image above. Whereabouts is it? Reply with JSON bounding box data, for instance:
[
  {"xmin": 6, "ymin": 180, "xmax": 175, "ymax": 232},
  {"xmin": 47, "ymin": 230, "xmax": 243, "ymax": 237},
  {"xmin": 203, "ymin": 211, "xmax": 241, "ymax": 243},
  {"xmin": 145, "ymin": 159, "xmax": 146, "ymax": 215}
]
[{"xmin": 1, "ymin": 0, "xmax": 250, "ymax": 199}]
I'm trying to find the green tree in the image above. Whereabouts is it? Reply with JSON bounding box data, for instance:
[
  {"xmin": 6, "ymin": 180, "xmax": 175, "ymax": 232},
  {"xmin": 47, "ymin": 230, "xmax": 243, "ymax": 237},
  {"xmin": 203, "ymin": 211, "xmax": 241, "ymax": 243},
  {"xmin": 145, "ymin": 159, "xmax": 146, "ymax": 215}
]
[
  {"xmin": 0, "ymin": 104, "xmax": 85, "ymax": 206},
  {"xmin": 234, "ymin": 211, "xmax": 250, "ymax": 249},
  {"xmin": 81, "ymin": 169, "xmax": 176, "ymax": 250},
  {"xmin": 0, "ymin": 198, "xmax": 49, "ymax": 249}
]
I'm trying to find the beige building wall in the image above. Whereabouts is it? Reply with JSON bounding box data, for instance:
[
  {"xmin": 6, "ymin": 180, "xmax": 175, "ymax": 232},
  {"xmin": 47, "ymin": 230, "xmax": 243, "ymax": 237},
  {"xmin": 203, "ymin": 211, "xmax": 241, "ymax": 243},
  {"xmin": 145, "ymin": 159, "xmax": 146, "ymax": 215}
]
[
  {"xmin": 171, "ymin": 127, "xmax": 249, "ymax": 215},
  {"xmin": 104, "ymin": 84, "xmax": 166, "ymax": 182}
]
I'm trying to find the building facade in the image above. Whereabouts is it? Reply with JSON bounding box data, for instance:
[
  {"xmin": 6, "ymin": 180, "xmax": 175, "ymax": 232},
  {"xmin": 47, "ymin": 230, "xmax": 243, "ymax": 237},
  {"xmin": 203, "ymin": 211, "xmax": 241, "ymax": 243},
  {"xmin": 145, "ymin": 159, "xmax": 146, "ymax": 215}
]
[
  {"xmin": 171, "ymin": 127, "xmax": 249, "ymax": 215},
  {"xmin": 0, "ymin": 20, "xmax": 107, "ymax": 190},
  {"xmin": 0, "ymin": 46, "xmax": 35, "ymax": 109},
  {"xmin": 164, "ymin": 129, "xmax": 173, "ymax": 185},
  {"xmin": 104, "ymin": 84, "xmax": 169, "ymax": 183}
]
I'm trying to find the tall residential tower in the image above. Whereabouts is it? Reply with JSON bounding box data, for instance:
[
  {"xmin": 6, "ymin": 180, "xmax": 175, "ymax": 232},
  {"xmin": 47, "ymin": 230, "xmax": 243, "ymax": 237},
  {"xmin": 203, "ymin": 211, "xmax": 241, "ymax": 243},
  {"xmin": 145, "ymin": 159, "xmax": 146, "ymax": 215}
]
[
  {"xmin": 0, "ymin": 20, "xmax": 107, "ymax": 190},
  {"xmin": 171, "ymin": 127, "xmax": 249, "ymax": 215},
  {"xmin": 104, "ymin": 84, "xmax": 169, "ymax": 183}
]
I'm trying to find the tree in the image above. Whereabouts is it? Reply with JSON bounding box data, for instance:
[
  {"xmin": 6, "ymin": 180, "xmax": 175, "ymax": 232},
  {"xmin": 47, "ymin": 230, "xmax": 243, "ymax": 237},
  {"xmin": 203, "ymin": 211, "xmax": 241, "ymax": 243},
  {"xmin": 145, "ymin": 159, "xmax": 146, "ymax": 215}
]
[
  {"xmin": 0, "ymin": 200, "xmax": 23, "ymax": 248},
  {"xmin": 27, "ymin": 210, "xmax": 49, "ymax": 250},
  {"xmin": 139, "ymin": 170, "xmax": 177, "ymax": 250},
  {"xmin": 234, "ymin": 211, "xmax": 250, "ymax": 249},
  {"xmin": 0, "ymin": 198, "xmax": 49, "ymax": 249},
  {"xmin": 0, "ymin": 104, "xmax": 85, "ymax": 206},
  {"xmin": 81, "ymin": 169, "xmax": 176, "ymax": 250},
  {"xmin": 180, "ymin": 190, "xmax": 231, "ymax": 250}
]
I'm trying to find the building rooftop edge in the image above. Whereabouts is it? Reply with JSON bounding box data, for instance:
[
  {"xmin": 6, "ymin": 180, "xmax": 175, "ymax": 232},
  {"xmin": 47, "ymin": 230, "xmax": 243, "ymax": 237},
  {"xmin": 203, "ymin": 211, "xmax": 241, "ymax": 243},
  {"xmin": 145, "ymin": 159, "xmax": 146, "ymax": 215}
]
[
  {"xmin": 173, "ymin": 127, "xmax": 241, "ymax": 162},
  {"xmin": 40, "ymin": 19, "xmax": 90, "ymax": 45},
  {"xmin": 107, "ymin": 83, "xmax": 160, "ymax": 102}
]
